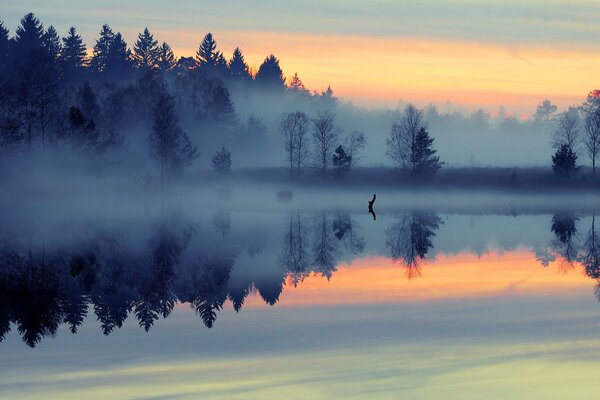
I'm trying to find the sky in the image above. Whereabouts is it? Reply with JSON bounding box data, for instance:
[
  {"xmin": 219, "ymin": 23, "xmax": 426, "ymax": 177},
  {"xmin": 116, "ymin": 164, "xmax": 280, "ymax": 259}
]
[{"xmin": 3, "ymin": 0, "xmax": 600, "ymax": 114}]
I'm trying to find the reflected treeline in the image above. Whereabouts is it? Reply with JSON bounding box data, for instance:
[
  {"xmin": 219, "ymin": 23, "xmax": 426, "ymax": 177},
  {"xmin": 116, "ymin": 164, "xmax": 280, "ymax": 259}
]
[
  {"xmin": 0, "ymin": 211, "xmax": 368, "ymax": 347},
  {"xmin": 6, "ymin": 210, "xmax": 600, "ymax": 347}
]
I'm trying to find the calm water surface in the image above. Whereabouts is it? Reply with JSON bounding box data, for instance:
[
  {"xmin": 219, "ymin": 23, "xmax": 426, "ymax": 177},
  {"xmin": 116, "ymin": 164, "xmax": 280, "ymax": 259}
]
[{"xmin": 1, "ymin": 196, "xmax": 600, "ymax": 399}]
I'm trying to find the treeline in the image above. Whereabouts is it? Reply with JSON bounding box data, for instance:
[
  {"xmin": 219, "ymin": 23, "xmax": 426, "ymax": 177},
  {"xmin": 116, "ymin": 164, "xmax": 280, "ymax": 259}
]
[
  {"xmin": 1, "ymin": 13, "xmax": 599, "ymax": 183},
  {"xmin": 0, "ymin": 13, "xmax": 338, "ymax": 183}
]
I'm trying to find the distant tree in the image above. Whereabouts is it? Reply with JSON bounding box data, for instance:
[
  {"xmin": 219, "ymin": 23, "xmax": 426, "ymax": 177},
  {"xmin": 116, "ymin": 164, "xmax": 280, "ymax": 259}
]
[
  {"xmin": 211, "ymin": 147, "xmax": 231, "ymax": 173},
  {"xmin": 387, "ymin": 104, "xmax": 432, "ymax": 172},
  {"xmin": 228, "ymin": 47, "xmax": 251, "ymax": 81},
  {"xmin": 552, "ymin": 143, "xmax": 578, "ymax": 178},
  {"xmin": 90, "ymin": 24, "xmax": 114, "ymax": 73},
  {"xmin": 60, "ymin": 27, "xmax": 87, "ymax": 78},
  {"xmin": 410, "ymin": 127, "xmax": 443, "ymax": 175},
  {"xmin": 196, "ymin": 33, "xmax": 227, "ymax": 77},
  {"xmin": 133, "ymin": 28, "xmax": 159, "ymax": 71},
  {"xmin": 332, "ymin": 145, "xmax": 351, "ymax": 173},
  {"xmin": 105, "ymin": 32, "xmax": 132, "ymax": 78},
  {"xmin": 157, "ymin": 42, "xmax": 176, "ymax": 72},
  {"xmin": 553, "ymin": 106, "xmax": 580, "ymax": 150},
  {"xmin": 319, "ymin": 85, "xmax": 337, "ymax": 108},
  {"xmin": 345, "ymin": 130, "xmax": 367, "ymax": 167},
  {"xmin": 175, "ymin": 56, "xmax": 196, "ymax": 73},
  {"xmin": 10, "ymin": 13, "xmax": 45, "ymax": 63},
  {"xmin": 77, "ymin": 81, "xmax": 100, "ymax": 121},
  {"xmin": 280, "ymin": 111, "xmax": 310, "ymax": 178},
  {"xmin": 583, "ymin": 91, "xmax": 600, "ymax": 176},
  {"xmin": 0, "ymin": 22, "xmax": 9, "ymax": 79},
  {"xmin": 535, "ymin": 99, "xmax": 557, "ymax": 123},
  {"xmin": 150, "ymin": 86, "xmax": 198, "ymax": 185},
  {"xmin": 470, "ymin": 108, "xmax": 490, "ymax": 132},
  {"xmin": 197, "ymin": 77, "xmax": 238, "ymax": 130},
  {"xmin": 42, "ymin": 25, "xmax": 61, "ymax": 62},
  {"xmin": 288, "ymin": 72, "xmax": 309, "ymax": 95},
  {"xmin": 255, "ymin": 54, "xmax": 285, "ymax": 91},
  {"xmin": 312, "ymin": 111, "xmax": 341, "ymax": 174}
]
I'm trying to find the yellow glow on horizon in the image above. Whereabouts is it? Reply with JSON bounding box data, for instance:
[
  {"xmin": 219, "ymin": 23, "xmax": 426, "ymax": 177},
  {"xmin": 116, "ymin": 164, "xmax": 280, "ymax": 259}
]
[{"xmin": 164, "ymin": 30, "xmax": 599, "ymax": 111}]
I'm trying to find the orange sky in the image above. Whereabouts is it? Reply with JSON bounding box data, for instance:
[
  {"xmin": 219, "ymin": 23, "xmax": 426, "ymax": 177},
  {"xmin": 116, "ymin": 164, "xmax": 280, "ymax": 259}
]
[
  {"xmin": 243, "ymin": 250, "xmax": 593, "ymax": 308},
  {"xmin": 165, "ymin": 31, "xmax": 598, "ymax": 112}
]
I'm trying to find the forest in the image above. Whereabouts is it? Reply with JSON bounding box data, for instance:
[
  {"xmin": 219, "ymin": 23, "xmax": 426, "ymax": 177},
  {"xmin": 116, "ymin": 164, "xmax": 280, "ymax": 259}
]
[{"xmin": 1, "ymin": 13, "xmax": 600, "ymax": 189}]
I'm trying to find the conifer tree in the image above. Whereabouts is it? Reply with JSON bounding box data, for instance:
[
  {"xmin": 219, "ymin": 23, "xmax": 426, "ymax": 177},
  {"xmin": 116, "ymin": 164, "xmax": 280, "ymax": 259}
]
[
  {"xmin": 133, "ymin": 28, "xmax": 159, "ymax": 70},
  {"xmin": 61, "ymin": 27, "xmax": 87, "ymax": 75}
]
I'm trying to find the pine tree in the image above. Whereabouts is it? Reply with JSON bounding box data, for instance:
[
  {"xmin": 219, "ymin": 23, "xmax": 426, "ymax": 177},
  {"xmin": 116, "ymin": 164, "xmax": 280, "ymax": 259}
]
[
  {"xmin": 12, "ymin": 13, "xmax": 45, "ymax": 60},
  {"xmin": 90, "ymin": 24, "xmax": 114, "ymax": 73},
  {"xmin": 196, "ymin": 33, "xmax": 227, "ymax": 76},
  {"xmin": 228, "ymin": 47, "xmax": 251, "ymax": 81},
  {"xmin": 133, "ymin": 27, "xmax": 159, "ymax": 71},
  {"xmin": 332, "ymin": 145, "xmax": 351, "ymax": 173},
  {"xmin": 150, "ymin": 85, "xmax": 198, "ymax": 184},
  {"xmin": 0, "ymin": 22, "xmax": 9, "ymax": 78},
  {"xmin": 288, "ymin": 72, "xmax": 309, "ymax": 95},
  {"xmin": 42, "ymin": 25, "xmax": 61, "ymax": 62},
  {"xmin": 105, "ymin": 32, "xmax": 132, "ymax": 78},
  {"xmin": 157, "ymin": 42, "xmax": 176, "ymax": 72},
  {"xmin": 255, "ymin": 54, "xmax": 285, "ymax": 90},
  {"xmin": 552, "ymin": 144, "xmax": 578, "ymax": 178},
  {"xmin": 61, "ymin": 27, "xmax": 87, "ymax": 75},
  {"xmin": 410, "ymin": 127, "xmax": 443, "ymax": 175},
  {"xmin": 211, "ymin": 147, "xmax": 232, "ymax": 173}
]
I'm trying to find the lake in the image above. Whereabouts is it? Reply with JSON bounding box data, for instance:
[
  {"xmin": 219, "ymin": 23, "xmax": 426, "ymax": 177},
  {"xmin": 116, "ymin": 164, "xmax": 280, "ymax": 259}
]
[{"xmin": 1, "ymin": 190, "xmax": 600, "ymax": 399}]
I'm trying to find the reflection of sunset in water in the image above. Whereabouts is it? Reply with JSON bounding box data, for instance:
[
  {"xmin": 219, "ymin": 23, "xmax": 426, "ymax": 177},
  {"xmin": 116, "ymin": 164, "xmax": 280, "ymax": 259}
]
[{"xmin": 245, "ymin": 251, "xmax": 592, "ymax": 308}]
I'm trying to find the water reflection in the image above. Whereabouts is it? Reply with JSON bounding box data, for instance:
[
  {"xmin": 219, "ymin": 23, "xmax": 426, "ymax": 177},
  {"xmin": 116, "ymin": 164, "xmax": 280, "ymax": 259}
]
[{"xmin": 1, "ymin": 210, "xmax": 600, "ymax": 347}]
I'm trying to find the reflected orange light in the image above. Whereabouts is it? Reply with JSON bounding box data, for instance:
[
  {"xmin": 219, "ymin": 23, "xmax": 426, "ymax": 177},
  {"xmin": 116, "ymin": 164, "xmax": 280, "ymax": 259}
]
[{"xmin": 244, "ymin": 250, "xmax": 592, "ymax": 308}]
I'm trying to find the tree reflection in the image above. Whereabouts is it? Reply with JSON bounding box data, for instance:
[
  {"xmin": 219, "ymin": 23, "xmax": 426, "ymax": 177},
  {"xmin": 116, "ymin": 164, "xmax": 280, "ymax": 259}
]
[
  {"xmin": 386, "ymin": 213, "xmax": 442, "ymax": 279},
  {"xmin": 281, "ymin": 214, "xmax": 309, "ymax": 285},
  {"xmin": 550, "ymin": 213, "xmax": 579, "ymax": 269},
  {"xmin": 312, "ymin": 214, "xmax": 339, "ymax": 280}
]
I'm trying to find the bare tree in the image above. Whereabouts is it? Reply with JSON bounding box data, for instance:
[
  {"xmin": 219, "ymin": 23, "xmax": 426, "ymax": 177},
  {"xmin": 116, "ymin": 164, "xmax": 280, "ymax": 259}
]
[
  {"xmin": 280, "ymin": 111, "xmax": 310, "ymax": 178},
  {"xmin": 553, "ymin": 106, "xmax": 580, "ymax": 150},
  {"xmin": 312, "ymin": 111, "xmax": 341, "ymax": 174},
  {"xmin": 583, "ymin": 93, "xmax": 600, "ymax": 176},
  {"xmin": 345, "ymin": 130, "xmax": 366, "ymax": 167},
  {"xmin": 386, "ymin": 103, "xmax": 425, "ymax": 169}
]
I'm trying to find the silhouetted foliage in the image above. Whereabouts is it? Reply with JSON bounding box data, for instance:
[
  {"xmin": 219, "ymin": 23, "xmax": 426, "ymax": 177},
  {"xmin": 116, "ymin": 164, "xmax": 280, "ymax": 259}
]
[
  {"xmin": 386, "ymin": 213, "xmax": 442, "ymax": 279},
  {"xmin": 332, "ymin": 145, "xmax": 351, "ymax": 173},
  {"xmin": 228, "ymin": 47, "xmax": 251, "ymax": 81},
  {"xmin": 211, "ymin": 147, "xmax": 232, "ymax": 173},
  {"xmin": 133, "ymin": 28, "xmax": 159, "ymax": 71},
  {"xmin": 552, "ymin": 144, "xmax": 578, "ymax": 178},
  {"xmin": 255, "ymin": 54, "xmax": 285, "ymax": 91}
]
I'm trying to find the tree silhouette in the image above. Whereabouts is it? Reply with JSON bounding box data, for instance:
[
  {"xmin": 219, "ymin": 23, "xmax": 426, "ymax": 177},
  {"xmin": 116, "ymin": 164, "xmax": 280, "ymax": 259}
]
[
  {"xmin": 410, "ymin": 127, "xmax": 443, "ymax": 175},
  {"xmin": 332, "ymin": 145, "xmax": 351, "ymax": 173},
  {"xmin": 255, "ymin": 54, "xmax": 285, "ymax": 90},
  {"xmin": 386, "ymin": 213, "xmax": 442, "ymax": 279},
  {"xmin": 581, "ymin": 216, "xmax": 600, "ymax": 279},
  {"xmin": 280, "ymin": 111, "xmax": 310, "ymax": 178},
  {"xmin": 196, "ymin": 33, "xmax": 227, "ymax": 77},
  {"xmin": 552, "ymin": 144, "xmax": 578, "ymax": 178},
  {"xmin": 312, "ymin": 214, "xmax": 339, "ymax": 280},
  {"xmin": 60, "ymin": 27, "xmax": 87, "ymax": 79},
  {"xmin": 211, "ymin": 147, "xmax": 232, "ymax": 173},
  {"xmin": 281, "ymin": 214, "xmax": 309, "ymax": 285},
  {"xmin": 133, "ymin": 28, "xmax": 159, "ymax": 71},
  {"xmin": 312, "ymin": 111, "xmax": 341, "ymax": 174},
  {"xmin": 157, "ymin": 42, "xmax": 176, "ymax": 72},
  {"xmin": 42, "ymin": 26, "xmax": 61, "ymax": 62},
  {"xmin": 288, "ymin": 72, "xmax": 309, "ymax": 96},
  {"xmin": 583, "ymin": 91, "xmax": 600, "ymax": 176},
  {"xmin": 0, "ymin": 22, "xmax": 9, "ymax": 79},
  {"xmin": 550, "ymin": 213, "xmax": 579, "ymax": 268},
  {"xmin": 90, "ymin": 24, "xmax": 114, "ymax": 73},
  {"xmin": 149, "ymin": 83, "xmax": 198, "ymax": 185},
  {"xmin": 228, "ymin": 47, "xmax": 251, "ymax": 81}
]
